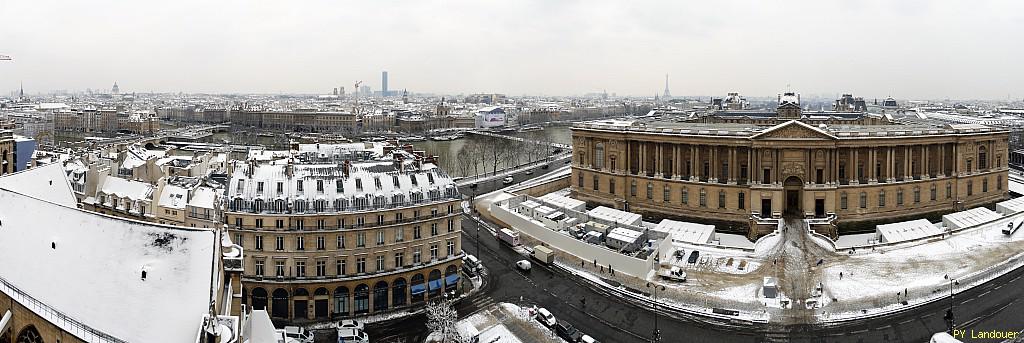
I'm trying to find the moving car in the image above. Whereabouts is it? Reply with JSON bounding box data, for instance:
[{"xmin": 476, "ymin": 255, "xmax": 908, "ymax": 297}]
[
  {"xmin": 463, "ymin": 254, "xmax": 481, "ymax": 272},
  {"xmin": 536, "ymin": 307, "xmax": 557, "ymax": 327},
  {"xmin": 283, "ymin": 326, "xmax": 313, "ymax": 343},
  {"xmin": 658, "ymin": 266, "xmax": 687, "ymax": 282},
  {"xmin": 525, "ymin": 169, "xmax": 534, "ymax": 175},
  {"xmin": 503, "ymin": 176, "xmax": 514, "ymax": 184},
  {"xmin": 556, "ymin": 321, "xmax": 584, "ymax": 342},
  {"xmin": 515, "ymin": 259, "xmax": 532, "ymax": 271},
  {"xmin": 541, "ymin": 164, "xmax": 550, "ymax": 169},
  {"xmin": 337, "ymin": 328, "xmax": 369, "ymax": 343},
  {"xmin": 687, "ymin": 250, "xmax": 700, "ymax": 264}
]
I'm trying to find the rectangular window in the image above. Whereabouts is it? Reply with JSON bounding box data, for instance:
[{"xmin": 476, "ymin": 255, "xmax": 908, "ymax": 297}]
[
  {"xmin": 316, "ymin": 180, "xmax": 324, "ymax": 192},
  {"xmin": 255, "ymin": 219, "xmax": 264, "ymax": 228},
  {"xmin": 947, "ymin": 183, "xmax": 953, "ymax": 199},
  {"xmin": 376, "ymin": 230, "xmax": 385, "ymax": 245},
  {"xmin": 234, "ymin": 217, "xmax": 242, "ymax": 228},
  {"xmin": 914, "ymin": 189, "xmax": 920, "ymax": 203},
  {"xmin": 578, "ymin": 174, "xmax": 584, "ymax": 187},
  {"xmin": 317, "ymin": 219, "xmax": 325, "ymax": 230},
  {"xmin": 663, "ymin": 187, "xmax": 670, "ymax": 202},
  {"xmin": 879, "ymin": 193, "xmax": 886, "ymax": 207},
  {"xmin": 295, "ymin": 221, "xmax": 304, "ymax": 230},
  {"xmin": 816, "ymin": 169, "xmax": 824, "ymax": 184},
  {"xmin": 356, "ymin": 217, "xmax": 364, "ymax": 227},
  {"xmin": 430, "ymin": 244, "xmax": 439, "ymax": 260},
  {"xmin": 297, "ymin": 180, "xmax": 303, "ymax": 192},
  {"xmin": 296, "ymin": 236, "xmax": 305, "ymax": 250},
  {"xmin": 682, "ymin": 189, "xmax": 689, "ymax": 205},
  {"xmin": 931, "ymin": 186, "xmax": 937, "ymax": 201},
  {"xmin": 377, "ymin": 215, "xmax": 385, "ymax": 225},
  {"xmin": 738, "ymin": 192, "xmax": 745, "ymax": 210},
  {"xmin": 255, "ymin": 260, "xmax": 265, "ymax": 276},
  {"xmin": 447, "ymin": 240, "xmax": 456, "ymax": 256},
  {"xmin": 316, "ymin": 260, "xmax": 326, "ymax": 277},
  {"xmin": 413, "ymin": 249, "xmax": 422, "ymax": 264},
  {"xmin": 376, "ymin": 255, "xmax": 385, "ymax": 271},
  {"xmin": 699, "ymin": 190, "xmax": 707, "ymax": 207},
  {"xmin": 431, "ymin": 223, "xmax": 438, "ymax": 236},
  {"xmin": 356, "ymin": 258, "xmax": 366, "ymax": 274},
  {"xmin": 275, "ymin": 260, "xmax": 285, "ymax": 277},
  {"xmin": 983, "ymin": 178, "xmax": 989, "ymax": 192},
  {"xmin": 235, "ymin": 233, "xmax": 243, "ymax": 247},
  {"xmin": 275, "ymin": 236, "xmax": 284, "ymax": 251},
  {"xmin": 414, "ymin": 226, "xmax": 422, "ymax": 239},
  {"xmin": 336, "ymin": 259, "xmax": 346, "ymax": 276},
  {"xmin": 276, "ymin": 219, "xmax": 284, "ymax": 229},
  {"xmin": 395, "ymin": 252, "xmax": 405, "ymax": 268},
  {"xmin": 593, "ymin": 175, "xmax": 599, "ymax": 191},
  {"xmin": 255, "ymin": 235, "xmax": 263, "ymax": 250},
  {"xmin": 840, "ymin": 193, "xmax": 848, "ymax": 210},
  {"xmin": 256, "ymin": 182, "xmax": 264, "ymax": 193},
  {"xmin": 897, "ymin": 190, "xmax": 904, "ymax": 206},
  {"xmin": 277, "ymin": 182, "xmax": 283, "ymax": 193},
  {"xmin": 447, "ymin": 219, "xmax": 454, "ymax": 232},
  {"xmin": 763, "ymin": 169, "xmax": 771, "ymax": 184},
  {"xmin": 860, "ymin": 193, "xmax": 867, "ymax": 209},
  {"xmin": 337, "ymin": 234, "xmax": 345, "ymax": 249},
  {"xmin": 296, "ymin": 260, "xmax": 306, "ymax": 277},
  {"xmin": 718, "ymin": 192, "xmax": 726, "ymax": 209},
  {"xmin": 967, "ymin": 181, "xmax": 973, "ymax": 196},
  {"xmin": 356, "ymin": 232, "xmax": 365, "ymax": 247},
  {"xmin": 316, "ymin": 236, "xmax": 325, "ymax": 250},
  {"xmin": 609, "ymin": 179, "xmax": 616, "ymax": 195},
  {"xmin": 395, "ymin": 228, "xmax": 404, "ymax": 242},
  {"xmin": 396, "ymin": 212, "xmax": 404, "ymax": 222}
]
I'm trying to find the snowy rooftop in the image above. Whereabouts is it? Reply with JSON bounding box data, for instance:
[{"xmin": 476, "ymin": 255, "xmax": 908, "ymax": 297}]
[
  {"xmin": 942, "ymin": 207, "xmax": 1000, "ymax": 230},
  {"xmin": 587, "ymin": 206, "xmax": 643, "ymax": 226},
  {"xmin": 0, "ymin": 187, "xmax": 217, "ymax": 343},
  {"xmin": 606, "ymin": 227, "xmax": 643, "ymax": 242},
  {"xmin": 995, "ymin": 196, "xmax": 1024, "ymax": 215},
  {"xmin": 189, "ymin": 186, "xmax": 219, "ymax": 209},
  {"xmin": 537, "ymin": 192, "xmax": 586, "ymax": 211},
  {"xmin": 99, "ymin": 176, "xmax": 156, "ymax": 201},
  {"xmin": 0, "ymin": 163, "xmax": 77, "ymax": 207},
  {"xmin": 158, "ymin": 184, "xmax": 188, "ymax": 209},
  {"xmin": 876, "ymin": 219, "xmax": 941, "ymax": 244},
  {"xmin": 655, "ymin": 219, "xmax": 715, "ymax": 244}
]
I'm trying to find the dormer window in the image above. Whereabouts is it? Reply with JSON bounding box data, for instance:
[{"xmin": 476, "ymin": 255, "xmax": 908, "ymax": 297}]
[
  {"xmin": 297, "ymin": 180, "xmax": 304, "ymax": 192},
  {"xmin": 316, "ymin": 180, "xmax": 324, "ymax": 192},
  {"xmin": 355, "ymin": 178, "xmax": 363, "ymax": 191},
  {"xmin": 427, "ymin": 173, "xmax": 435, "ymax": 184},
  {"xmin": 410, "ymin": 175, "xmax": 418, "ymax": 186},
  {"xmin": 374, "ymin": 177, "xmax": 382, "ymax": 190},
  {"xmin": 256, "ymin": 182, "xmax": 264, "ymax": 193},
  {"xmin": 276, "ymin": 182, "xmax": 283, "ymax": 194},
  {"xmin": 392, "ymin": 175, "xmax": 400, "ymax": 188},
  {"xmin": 336, "ymin": 180, "xmax": 344, "ymax": 192}
]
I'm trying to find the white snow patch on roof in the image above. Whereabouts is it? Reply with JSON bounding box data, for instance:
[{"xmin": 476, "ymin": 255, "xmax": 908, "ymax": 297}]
[
  {"xmin": 158, "ymin": 185, "xmax": 188, "ymax": 209},
  {"xmin": 0, "ymin": 189, "xmax": 217, "ymax": 343},
  {"xmin": 0, "ymin": 163, "xmax": 78, "ymax": 207}
]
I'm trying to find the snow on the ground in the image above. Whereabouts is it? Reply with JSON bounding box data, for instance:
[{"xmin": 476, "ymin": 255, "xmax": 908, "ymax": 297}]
[{"xmin": 0, "ymin": 187, "xmax": 217, "ymax": 343}]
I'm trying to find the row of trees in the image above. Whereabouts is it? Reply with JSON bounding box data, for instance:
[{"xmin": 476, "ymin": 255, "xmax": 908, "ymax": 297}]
[{"xmin": 448, "ymin": 134, "xmax": 554, "ymax": 178}]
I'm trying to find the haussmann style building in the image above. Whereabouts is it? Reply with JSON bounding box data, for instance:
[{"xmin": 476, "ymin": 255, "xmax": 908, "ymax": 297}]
[{"xmin": 570, "ymin": 93, "xmax": 1009, "ymax": 237}]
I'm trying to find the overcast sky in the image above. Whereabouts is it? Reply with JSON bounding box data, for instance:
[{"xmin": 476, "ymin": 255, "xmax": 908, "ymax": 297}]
[{"xmin": 1, "ymin": 0, "xmax": 1022, "ymax": 99}]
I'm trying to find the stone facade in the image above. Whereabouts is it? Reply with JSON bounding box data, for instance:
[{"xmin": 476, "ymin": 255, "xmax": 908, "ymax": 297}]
[{"xmin": 571, "ymin": 119, "xmax": 1010, "ymax": 235}]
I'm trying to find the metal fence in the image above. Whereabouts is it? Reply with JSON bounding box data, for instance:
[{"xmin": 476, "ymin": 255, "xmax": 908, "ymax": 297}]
[{"xmin": 0, "ymin": 276, "xmax": 127, "ymax": 343}]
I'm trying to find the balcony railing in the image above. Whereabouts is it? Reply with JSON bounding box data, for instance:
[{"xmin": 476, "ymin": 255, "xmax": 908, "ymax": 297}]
[{"xmin": 0, "ymin": 276, "xmax": 127, "ymax": 343}]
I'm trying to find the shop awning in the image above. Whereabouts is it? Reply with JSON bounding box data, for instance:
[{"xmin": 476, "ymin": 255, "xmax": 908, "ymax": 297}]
[
  {"xmin": 445, "ymin": 274, "xmax": 460, "ymax": 287},
  {"xmin": 411, "ymin": 284, "xmax": 426, "ymax": 295},
  {"xmin": 428, "ymin": 279, "xmax": 443, "ymax": 291}
]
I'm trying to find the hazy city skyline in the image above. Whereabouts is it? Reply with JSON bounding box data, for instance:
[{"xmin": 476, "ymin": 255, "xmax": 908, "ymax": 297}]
[{"xmin": 2, "ymin": 0, "xmax": 1023, "ymax": 99}]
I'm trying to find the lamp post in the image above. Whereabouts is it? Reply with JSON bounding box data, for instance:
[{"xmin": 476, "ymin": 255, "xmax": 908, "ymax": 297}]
[
  {"xmin": 946, "ymin": 278, "xmax": 958, "ymax": 333},
  {"xmin": 647, "ymin": 254, "xmax": 665, "ymax": 343}
]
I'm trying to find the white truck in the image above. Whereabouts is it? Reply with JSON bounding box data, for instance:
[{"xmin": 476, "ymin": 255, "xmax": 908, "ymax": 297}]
[
  {"xmin": 498, "ymin": 228, "xmax": 520, "ymax": 246},
  {"xmin": 531, "ymin": 245, "xmax": 554, "ymax": 265},
  {"xmin": 657, "ymin": 266, "xmax": 687, "ymax": 282}
]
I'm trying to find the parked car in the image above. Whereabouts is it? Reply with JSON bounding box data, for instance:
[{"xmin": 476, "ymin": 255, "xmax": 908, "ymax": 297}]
[
  {"xmin": 515, "ymin": 259, "xmax": 532, "ymax": 271},
  {"xmin": 658, "ymin": 266, "xmax": 687, "ymax": 282},
  {"xmin": 581, "ymin": 334, "xmax": 599, "ymax": 343},
  {"xmin": 469, "ymin": 183, "xmax": 478, "ymax": 189},
  {"xmin": 541, "ymin": 164, "xmax": 550, "ymax": 169},
  {"xmin": 556, "ymin": 321, "xmax": 584, "ymax": 342},
  {"xmin": 536, "ymin": 307, "xmax": 557, "ymax": 327},
  {"xmin": 687, "ymin": 250, "xmax": 700, "ymax": 264},
  {"xmin": 337, "ymin": 319, "xmax": 364, "ymax": 331},
  {"xmin": 674, "ymin": 249, "xmax": 686, "ymax": 259},
  {"xmin": 526, "ymin": 169, "xmax": 534, "ymax": 175},
  {"xmin": 503, "ymin": 176, "xmax": 514, "ymax": 184},
  {"xmin": 337, "ymin": 328, "xmax": 369, "ymax": 343},
  {"xmin": 283, "ymin": 326, "xmax": 313, "ymax": 343}
]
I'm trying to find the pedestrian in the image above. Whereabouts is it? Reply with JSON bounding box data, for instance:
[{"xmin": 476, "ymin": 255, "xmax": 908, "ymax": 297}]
[
  {"xmin": 905, "ymin": 288, "xmax": 908, "ymax": 297},
  {"xmin": 600, "ymin": 266, "xmax": 604, "ymax": 273},
  {"xmin": 839, "ymin": 272, "xmax": 843, "ymax": 280},
  {"xmin": 582, "ymin": 260, "xmax": 585, "ymax": 268}
]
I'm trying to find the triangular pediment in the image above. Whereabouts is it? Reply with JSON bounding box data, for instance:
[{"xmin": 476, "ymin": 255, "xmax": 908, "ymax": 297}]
[{"xmin": 751, "ymin": 120, "xmax": 837, "ymax": 140}]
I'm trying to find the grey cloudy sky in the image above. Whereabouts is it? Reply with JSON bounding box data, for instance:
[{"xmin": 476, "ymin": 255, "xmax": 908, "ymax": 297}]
[{"xmin": 1, "ymin": 0, "xmax": 1022, "ymax": 99}]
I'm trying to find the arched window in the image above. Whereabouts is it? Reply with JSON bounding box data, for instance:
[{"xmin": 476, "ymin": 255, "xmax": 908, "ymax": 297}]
[
  {"xmin": 16, "ymin": 325, "xmax": 43, "ymax": 343},
  {"xmin": 428, "ymin": 269, "xmax": 443, "ymax": 298},
  {"xmin": 393, "ymin": 278, "xmax": 408, "ymax": 307},
  {"xmin": 333, "ymin": 286, "xmax": 349, "ymax": 316},
  {"xmin": 411, "ymin": 273, "xmax": 426, "ymax": 303},
  {"xmin": 354, "ymin": 284, "xmax": 370, "ymax": 314},
  {"xmin": 293, "ymin": 288, "xmax": 310, "ymax": 320},
  {"xmin": 275, "ymin": 199, "xmax": 286, "ymax": 212},
  {"xmin": 271, "ymin": 288, "xmax": 289, "ymax": 318},
  {"xmin": 251, "ymin": 287, "xmax": 268, "ymax": 310},
  {"xmin": 253, "ymin": 199, "xmax": 264, "ymax": 213},
  {"xmin": 373, "ymin": 281, "xmax": 389, "ymax": 312},
  {"xmin": 594, "ymin": 143, "xmax": 605, "ymax": 169}
]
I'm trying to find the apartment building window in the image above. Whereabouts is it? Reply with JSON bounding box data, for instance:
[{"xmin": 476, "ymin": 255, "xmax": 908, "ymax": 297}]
[
  {"xmin": 356, "ymin": 232, "xmax": 365, "ymax": 247},
  {"xmin": 355, "ymin": 178, "xmax": 363, "ymax": 191},
  {"xmin": 376, "ymin": 255, "xmax": 385, "ymax": 271},
  {"xmin": 430, "ymin": 244, "xmax": 438, "ymax": 260},
  {"xmin": 396, "ymin": 212, "xmax": 404, "ymax": 223},
  {"xmin": 297, "ymin": 180, "xmax": 304, "ymax": 192},
  {"xmin": 296, "ymin": 236, "xmax": 305, "ymax": 250},
  {"xmin": 295, "ymin": 221, "xmax": 304, "ymax": 230},
  {"xmin": 356, "ymin": 257, "xmax": 366, "ymax": 274},
  {"xmin": 338, "ymin": 218, "xmax": 345, "ymax": 229},
  {"xmin": 413, "ymin": 210, "xmax": 420, "ymax": 219},
  {"xmin": 394, "ymin": 252, "xmax": 405, "ymax": 268},
  {"xmin": 234, "ymin": 233, "xmax": 243, "ymax": 246},
  {"xmin": 275, "ymin": 260, "xmax": 285, "ymax": 277},
  {"xmin": 255, "ymin": 260, "xmax": 265, "ymax": 276},
  {"xmin": 255, "ymin": 219, "xmax": 263, "ymax": 228},
  {"xmin": 448, "ymin": 205, "xmax": 454, "ymax": 214},
  {"xmin": 356, "ymin": 217, "xmax": 365, "ymax": 227},
  {"xmin": 374, "ymin": 177, "xmax": 382, "ymax": 190},
  {"xmin": 395, "ymin": 228, "xmax": 404, "ymax": 242},
  {"xmin": 316, "ymin": 236, "xmax": 325, "ymax": 250},
  {"xmin": 276, "ymin": 219, "xmax": 284, "ymax": 229},
  {"xmin": 276, "ymin": 182, "xmax": 283, "ymax": 194},
  {"xmin": 316, "ymin": 180, "xmax": 324, "ymax": 192},
  {"xmin": 336, "ymin": 259, "xmax": 346, "ymax": 276},
  {"xmin": 296, "ymin": 260, "xmax": 306, "ymax": 277},
  {"xmin": 336, "ymin": 180, "xmax": 344, "ymax": 192},
  {"xmin": 377, "ymin": 215, "xmax": 385, "ymax": 225},
  {"xmin": 431, "ymin": 208, "xmax": 438, "ymax": 217},
  {"xmin": 337, "ymin": 235, "xmax": 345, "ymax": 249},
  {"xmin": 255, "ymin": 235, "xmax": 264, "ymax": 250},
  {"xmin": 431, "ymin": 223, "xmax": 438, "ymax": 236},
  {"xmin": 414, "ymin": 226, "xmax": 422, "ymax": 239},
  {"xmin": 447, "ymin": 240, "xmax": 455, "ymax": 256},
  {"xmin": 317, "ymin": 219, "xmax": 325, "ymax": 230},
  {"xmin": 315, "ymin": 260, "xmax": 326, "ymax": 277},
  {"xmin": 840, "ymin": 192, "xmax": 848, "ymax": 210},
  {"xmin": 256, "ymin": 182, "xmax": 264, "ymax": 193},
  {"xmin": 682, "ymin": 188, "xmax": 688, "ymax": 205},
  {"xmin": 447, "ymin": 220, "xmax": 454, "ymax": 233},
  {"xmin": 376, "ymin": 230, "xmax": 385, "ymax": 245},
  {"xmin": 275, "ymin": 236, "xmax": 284, "ymax": 251},
  {"xmin": 413, "ymin": 249, "xmax": 422, "ymax": 264},
  {"xmin": 738, "ymin": 192, "xmax": 745, "ymax": 210},
  {"xmin": 235, "ymin": 218, "xmax": 242, "ymax": 228}
]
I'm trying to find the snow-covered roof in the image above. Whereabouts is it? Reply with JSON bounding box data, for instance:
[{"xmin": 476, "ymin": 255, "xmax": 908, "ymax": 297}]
[
  {"xmin": 99, "ymin": 176, "xmax": 155, "ymax": 201},
  {"xmin": 0, "ymin": 188, "xmax": 217, "ymax": 343},
  {"xmin": 189, "ymin": 186, "xmax": 219, "ymax": 209},
  {"xmin": 656, "ymin": 219, "xmax": 715, "ymax": 244},
  {"xmin": 942, "ymin": 207, "xmax": 1000, "ymax": 230},
  {"xmin": 244, "ymin": 310, "xmax": 278, "ymax": 343},
  {"xmin": 0, "ymin": 163, "xmax": 77, "ymax": 207},
  {"xmin": 158, "ymin": 184, "xmax": 188, "ymax": 209},
  {"xmin": 587, "ymin": 206, "xmax": 642, "ymax": 226},
  {"xmin": 537, "ymin": 193, "xmax": 586, "ymax": 211},
  {"xmin": 606, "ymin": 227, "xmax": 643, "ymax": 243},
  {"xmin": 876, "ymin": 219, "xmax": 941, "ymax": 243},
  {"xmin": 996, "ymin": 196, "xmax": 1024, "ymax": 215}
]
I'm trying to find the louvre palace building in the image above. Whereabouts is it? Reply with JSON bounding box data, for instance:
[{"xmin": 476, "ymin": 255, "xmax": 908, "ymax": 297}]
[{"xmin": 570, "ymin": 93, "xmax": 1009, "ymax": 236}]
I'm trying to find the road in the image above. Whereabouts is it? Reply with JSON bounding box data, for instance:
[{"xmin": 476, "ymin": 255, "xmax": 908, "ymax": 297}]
[{"xmin": 361, "ymin": 165, "xmax": 1024, "ymax": 342}]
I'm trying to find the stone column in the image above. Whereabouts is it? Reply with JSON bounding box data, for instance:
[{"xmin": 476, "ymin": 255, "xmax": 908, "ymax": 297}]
[
  {"xmin": 747, "ymin": 147, "xmax": 754, "ymax": 184},
  {"xmin": 729, "ymin": 147, "xmax": 737, "ymax": 184},
  {"xmin": 851, "ymin": 148, "xmax": 859, "ymax": 184},
  {"xmin": 655, "ymin": 144, "xmax": 662, "ymax": 177},
  {"xmin": 939, "ymin": 143, "xmax": 946, "ymax": 177},
  {"xmin": 690, "ymin": 145, "xmax": 698, "ymax": 181},
  {"xmin": 922, "ymin": 145, "xmax": 930, "ymax": 179},
  {"xmin": 639, "ymin": 142, "xmax": 646, "ymax": 175},
  {"xmin": 672, "ymin": 145, "xmax": 679, "ymax": 179}
]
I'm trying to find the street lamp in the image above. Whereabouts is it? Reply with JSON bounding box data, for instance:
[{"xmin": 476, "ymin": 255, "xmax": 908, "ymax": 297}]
[
  {"xmin": 646, "ymin": 253, "xmax": 665, "ymax": 343},
  {"xmin": 945, "ymin": 278, "xmax": 959, "ymax": 333}
]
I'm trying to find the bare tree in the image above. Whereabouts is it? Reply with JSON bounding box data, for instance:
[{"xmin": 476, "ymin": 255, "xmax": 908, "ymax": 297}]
[{"xmin": 424, "ymin": 296, "xmax": 463, "ymax": 343}]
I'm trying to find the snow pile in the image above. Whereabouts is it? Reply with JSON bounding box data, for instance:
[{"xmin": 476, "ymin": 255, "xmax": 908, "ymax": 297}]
[{"xmin": 0, "ymin": 188, "xmax": 217, "ymax": 343}]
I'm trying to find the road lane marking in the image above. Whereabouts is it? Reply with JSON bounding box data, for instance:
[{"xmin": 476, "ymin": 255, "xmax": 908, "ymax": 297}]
[
  {"xmin": 978, "ymin": 290, "xmax": 991, "ymax": 298},
  {"xmin": 961, "ymin": 298, "xmax": 975, "ymax": 305},
  {"xmin": 898, "ymin": 319, "xmax": 913, "ymax": 325}
]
